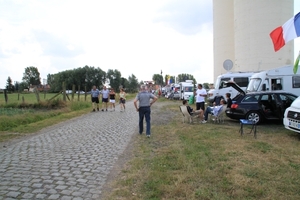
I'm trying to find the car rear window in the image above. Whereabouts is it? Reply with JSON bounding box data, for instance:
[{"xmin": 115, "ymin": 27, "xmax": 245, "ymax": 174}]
[{"xmin": 242, "ymin": 95, "xmax": 259, "ymax": 102}]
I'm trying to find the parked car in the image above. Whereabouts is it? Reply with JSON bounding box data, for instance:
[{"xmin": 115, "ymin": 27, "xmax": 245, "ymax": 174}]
[
  {"xmin": 223, "ymin": 82, "xmax": 297, "ymax": 124},
  {"xmin": 283, "ymin": 96, "xmax": 300, "ymax": 133},
  {"xmin": 76, "ymin": 91, "xmax": 85, "ymax": 94},
  {"xmin": 169, "ymin": 91, "xmax": 180, "ymax": 100}
]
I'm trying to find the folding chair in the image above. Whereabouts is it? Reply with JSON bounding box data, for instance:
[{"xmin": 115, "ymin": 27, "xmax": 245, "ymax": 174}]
[
  {"xmin": 211, "ymin": 105, "xmax": 227, "ymax": 123},
  {"xmin": 239, "ymin": 119, "xmax": 257, "ymax": 139},
  {"xmin": 179, "ymin": 105, "xmax": 200, "ymax": 123}
]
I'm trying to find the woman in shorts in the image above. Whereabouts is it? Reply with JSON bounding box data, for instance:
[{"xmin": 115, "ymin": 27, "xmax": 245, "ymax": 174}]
[
  {"xmin": 109, "ymin": 88, "xmax": 116, "ymax": 111},
  {"xmin": 119, "ymin": 88, "xmax": 126, "ymax": 112}
]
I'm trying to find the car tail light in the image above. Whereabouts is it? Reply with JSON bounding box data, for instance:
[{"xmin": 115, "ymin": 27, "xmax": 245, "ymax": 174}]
[{"xmin": 231, "ymin": 104, "xmax": 238, "ymax": 109}]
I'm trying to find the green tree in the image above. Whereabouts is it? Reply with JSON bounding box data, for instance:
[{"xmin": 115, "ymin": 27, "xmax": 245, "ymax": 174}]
[
  {"xmin": 6, "ymin": 76, "xmax": 14, "ymax": 92},
  {"xmin": 47, "ymin": 66, "xmax": 106, "ymax": 92},
  {"xmin": 120, "ymin": 77, "xmax": 129, "ymax": 90},
  {"xmin": 203, "ymin": 83, "xmax": 210, "ymax": 90},
  {"xmin": 22, "ymin": 66, "xmax": 41, "ymax": 86},
  {"xmin": 127, "ymin": 74, "xmax": 139, "ymax": 92},
  {"xmin": 19, "ymin": 81, "xmax": 29, "ymax": 91},
  {"xmin": 14, "ymin": 81, "xmax": 20, "ymax": 92},
  {"xmin": 152, "ymin": 74, "xmax": 163, "ymax": 85},
  {"xmin": 106, "ymin": 69, "xmax": 122, "ymax": 91},
  {"xmin": 177, "ymin": 73, "xmax": 196, "ymax": 84}
]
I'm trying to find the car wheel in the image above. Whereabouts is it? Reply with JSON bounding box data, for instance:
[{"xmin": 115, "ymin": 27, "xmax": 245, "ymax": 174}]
[{"xmin": 246, "ymin": 111, "xmax": 261, "ymax": 124}]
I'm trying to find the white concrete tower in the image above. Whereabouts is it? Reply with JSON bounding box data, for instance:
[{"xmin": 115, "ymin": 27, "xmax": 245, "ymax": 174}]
[
  {"xmin": 213, "ymin": 0, "xmax": 235, "ymax": 80},
  {"xmin": 213, "ymin": 0, "xmax": 294, "ymax": 81}
]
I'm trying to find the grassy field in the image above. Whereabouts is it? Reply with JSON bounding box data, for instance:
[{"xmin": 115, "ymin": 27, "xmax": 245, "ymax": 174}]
[
  {"xmin": 103, "ymin": 100, "xmax": 300, "ymax": 200},
  {"xmin": 0, "ymin": 92, "xmax": 136, "ymax": 142},
  {"xmin": 0, "ymin": 92, "xmax": 90, "ymax": 105}
]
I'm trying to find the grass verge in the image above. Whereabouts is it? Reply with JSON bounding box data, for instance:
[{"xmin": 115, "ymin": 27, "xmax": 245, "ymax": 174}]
[
  {"xmin": 103, "ymin": 101, "xmax": 300, "ymax": 200},
  {"xmin": 0, "ymin": 93, "xmax": 136, "ymax": 142}
]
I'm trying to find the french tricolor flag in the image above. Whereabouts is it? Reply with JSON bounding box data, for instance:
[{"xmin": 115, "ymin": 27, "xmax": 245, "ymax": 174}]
[{"xmin": 270, "ymin": 12, "xmax": 300, "ymax": 52}]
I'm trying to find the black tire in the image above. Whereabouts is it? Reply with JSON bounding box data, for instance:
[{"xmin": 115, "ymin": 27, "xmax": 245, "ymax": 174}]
[{"xmin": 246, "ymin": 111, "xmax": 261, "ymax": 124}]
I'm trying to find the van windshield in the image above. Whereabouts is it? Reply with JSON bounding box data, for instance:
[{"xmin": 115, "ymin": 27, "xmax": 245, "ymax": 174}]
[
  {"xmin": 184, "ymin": 86, "xmax": 193, "ymax": 92},
  {"xmin": 215, "ymin": 77, "xmax": 220, "ymax": 89},
  {"xmin": 215, "ymin": 77, "xmax": 230, "ymax": 89},
  {"xmin": 247, "ymin": 78, "xmax": 261, "ymax": 92}
]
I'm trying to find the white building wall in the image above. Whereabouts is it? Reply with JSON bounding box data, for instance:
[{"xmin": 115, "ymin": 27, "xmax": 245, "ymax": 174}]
[
  {"xmin": 213, "ymin": 0, "xmax": 294, "ymax": 81},
  {"xmin": 213, "ymin": 0, "xmax": 235, "ymax": 81},
  {"xmin": 234, "ymin": 0, "xmax": 293, "ymax": 72}
]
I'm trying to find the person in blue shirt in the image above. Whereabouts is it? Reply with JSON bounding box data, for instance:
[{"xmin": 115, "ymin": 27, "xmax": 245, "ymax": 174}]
[{"xmin": 91, "ymin": 85, "xmax": 100, "ymax": 112}]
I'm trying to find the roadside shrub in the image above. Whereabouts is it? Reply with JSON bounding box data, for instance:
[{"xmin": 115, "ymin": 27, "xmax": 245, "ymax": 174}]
[
  {"xmin": 0, "ymin": 111, "xmax": 63, "ymax": 131},
  {"xmin": 2, "ymin": 102, "xmax": 19, "ymax": 108},
  {"xmin": 0, "ymin": 117, "xmax": 18, "ymax": 131},
  {"xmin": 0, "ymin": 99, "xmax": 67, "ymax": 110},
  {"xmin": 70, "ymin": 101, "xmax": 90, "ymax": 111}
]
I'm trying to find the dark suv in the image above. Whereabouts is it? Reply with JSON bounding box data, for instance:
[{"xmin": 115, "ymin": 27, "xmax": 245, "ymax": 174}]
[{"xmin": 222, "ymin": 82, "xmax": 297, "ymax": 124}]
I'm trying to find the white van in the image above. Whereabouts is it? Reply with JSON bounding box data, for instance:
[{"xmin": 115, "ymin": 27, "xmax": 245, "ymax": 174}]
[
  {"xmin": 179, "ymin": 80, "xmax": 194, "ymax": 100},
  {"xmin": 247, "ymin": 65, "xmax": 300, "ymax": 96},
  {"xmin": 283, "ymin": 97, "xmax": 300, "ymax": 133},
  {"xmin": 208, "ymin": 72, "xmax": 256, "ymax": 103}
]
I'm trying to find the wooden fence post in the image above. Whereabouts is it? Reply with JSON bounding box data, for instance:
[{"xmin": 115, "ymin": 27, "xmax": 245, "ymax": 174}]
[
  {"xmin": 22, "ymin": 96, "xmax": 25, "ymax": 103},
  {"xmin": 77, "ymin": 85, "xmax": 80, "ymax": 101},
  {"xmin": 34, "ymin": 87, "xmax": 40, "ymax": 102},
  {"xmin": 85, "ymin": 86, "xmax": 87, "ymax": 101},
  {"xmin": 72, "ymin": 84, "xmax": 75, "ymax": 101},
  {"xmin": 62, "ymin": 82, "xmax": 66, "ymax": 101},
  {"xmin": 4, "ymin": 89, "xmax": 8, "ymax": 103}
]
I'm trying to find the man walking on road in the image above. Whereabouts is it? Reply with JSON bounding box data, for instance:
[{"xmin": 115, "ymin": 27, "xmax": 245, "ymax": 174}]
[
  {"xmin": 134, "ymin": 85, "xmax": 158, "ymax": 138},
  {"xmin": 91, "ymin": 85, "xmax": 100, "ymax": 112}
]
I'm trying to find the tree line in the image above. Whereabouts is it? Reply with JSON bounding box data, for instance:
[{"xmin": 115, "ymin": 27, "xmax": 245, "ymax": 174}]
[
  {"xmin": 6, "ymin": 66, "xmax": 212, "ymax": 93},
  {"xmin": 6, "ymin": 66, "xmax": 140, "ymax": 93}
]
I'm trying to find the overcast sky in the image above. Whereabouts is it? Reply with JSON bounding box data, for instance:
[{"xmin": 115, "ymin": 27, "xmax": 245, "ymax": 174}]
[
  {"xmin": 0, "ymin": 0, "xmax": 299, "ymax": 88},
  {"xmin": 0, "ymin": 0, "xmax": 213, "ymax": 88}
]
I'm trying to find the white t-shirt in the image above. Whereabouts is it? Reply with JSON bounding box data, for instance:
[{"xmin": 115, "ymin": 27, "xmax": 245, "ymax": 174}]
[{"xmin": 196, "ymin": 88, "xmax": 207, "ymax": 103}]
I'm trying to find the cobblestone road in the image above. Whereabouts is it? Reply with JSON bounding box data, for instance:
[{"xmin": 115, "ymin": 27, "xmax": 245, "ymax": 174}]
[{"xmin": 0, "ymin": 102, "xmax": 139, "ymax": 200}]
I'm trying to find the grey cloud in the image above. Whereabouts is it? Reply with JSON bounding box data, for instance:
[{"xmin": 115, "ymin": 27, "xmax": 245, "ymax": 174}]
[
  {"xmin": 154, "ymin": 0, "xmax": 212, "ymax": 35},
  {"xmin": 33, "ymin": 30, "xmax": 84, "ymax": 57}
]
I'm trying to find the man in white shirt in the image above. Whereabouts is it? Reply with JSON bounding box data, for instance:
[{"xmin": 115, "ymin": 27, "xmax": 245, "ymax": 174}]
[{"xmin": 195, "ymin": 84, "xmax": 207, "ymax": 111}]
